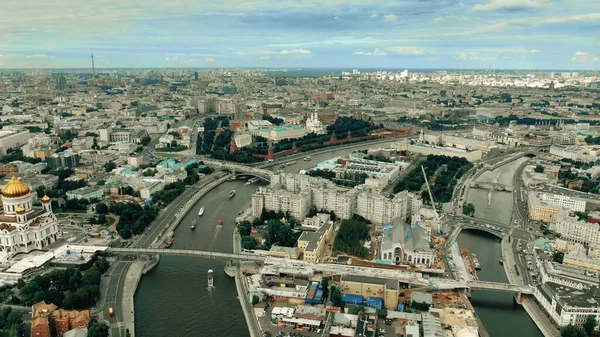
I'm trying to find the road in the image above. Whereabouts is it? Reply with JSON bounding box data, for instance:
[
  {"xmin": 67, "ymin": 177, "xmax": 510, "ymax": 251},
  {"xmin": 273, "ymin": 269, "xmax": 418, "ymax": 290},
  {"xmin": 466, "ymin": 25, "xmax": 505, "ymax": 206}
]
[
  {"xmin": 99, "ymin": 261, "xmax": 131, "ymax": 337},
  {"xmin": 101, "ymin": 174, "xmax": 219, "ymax": 336}
]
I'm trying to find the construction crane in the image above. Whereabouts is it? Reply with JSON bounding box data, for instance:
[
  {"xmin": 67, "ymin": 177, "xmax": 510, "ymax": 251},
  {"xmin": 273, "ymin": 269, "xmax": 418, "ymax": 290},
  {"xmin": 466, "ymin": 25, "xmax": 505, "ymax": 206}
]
[{"xmin": 421, "ymin": 165, "xmax": 440, "ymax": 221}]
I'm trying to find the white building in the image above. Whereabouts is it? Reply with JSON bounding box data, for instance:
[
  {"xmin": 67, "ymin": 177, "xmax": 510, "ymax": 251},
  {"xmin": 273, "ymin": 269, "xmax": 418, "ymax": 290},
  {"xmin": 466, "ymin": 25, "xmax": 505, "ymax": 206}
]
[
  {"xmin": 0, "ymin": 176, "xmax": 59, "ymax": 255},
  {"xmin": 355, "ymin": 190, "xmax": 419, "ymax": 225},
  {"xmin": 305, "ymin": 110, "xmax": 326, "ymax": 134},
  {"xmin": 252, "ymin": 186, "xmax": 312, "ymax": 220},
  {"xmin": 555, "ymin": 212, "xmax": 600, "ymax": 246},
  {"xmin": 311, "ymin": 187, "xmax": 357, "ymax": 220},
  {"xmin": 380, "ymin": 218, "xmax": 435, "ymax": 266}
]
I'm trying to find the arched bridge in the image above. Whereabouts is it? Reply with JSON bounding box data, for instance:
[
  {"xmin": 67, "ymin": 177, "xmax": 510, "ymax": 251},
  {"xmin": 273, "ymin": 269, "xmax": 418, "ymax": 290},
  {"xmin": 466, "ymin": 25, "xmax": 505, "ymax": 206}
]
[
  {"xmin": 460, "ymin": 224, "xmax": 505, "ymax": 238},
  {"xmin": 201, "ymin": 159, "xmax": 273, "ymax": 182}
]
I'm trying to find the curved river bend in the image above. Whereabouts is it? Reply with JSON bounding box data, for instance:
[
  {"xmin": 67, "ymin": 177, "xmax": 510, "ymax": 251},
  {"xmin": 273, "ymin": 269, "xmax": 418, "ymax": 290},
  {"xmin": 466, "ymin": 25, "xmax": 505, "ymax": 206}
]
[{"xmin": 135, "ymin": 147, "xmax": 542, "ymax": 337}]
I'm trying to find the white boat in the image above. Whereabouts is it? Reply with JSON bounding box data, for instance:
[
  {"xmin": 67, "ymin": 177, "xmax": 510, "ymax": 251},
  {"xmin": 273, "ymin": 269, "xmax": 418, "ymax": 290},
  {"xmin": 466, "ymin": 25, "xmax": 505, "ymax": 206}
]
[
  {"xmin": 198, "ymin": 207, "xmax": 205, "ymax": 216},
  {"xmin": 228, "ymin": 190, "xmax": 236, "ymax": 199},
  {"xmin": 247, "ymin": 177, "xmax": 259, "ymax": 184},
  {"xmin": 303, "ymin": 156, "xmax": 312, "ymax": 161},
  {"xmin": 191, "ymin": 220, "xmax": 197, "ymax": 230}
]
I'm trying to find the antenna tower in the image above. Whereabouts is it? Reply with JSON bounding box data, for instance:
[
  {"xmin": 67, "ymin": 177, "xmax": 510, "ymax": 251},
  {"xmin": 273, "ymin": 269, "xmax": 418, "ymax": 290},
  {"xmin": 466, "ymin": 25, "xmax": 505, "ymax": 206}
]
[{"xmin": 91, "ymin": 48, "xmax": 96, "ymax": 78}]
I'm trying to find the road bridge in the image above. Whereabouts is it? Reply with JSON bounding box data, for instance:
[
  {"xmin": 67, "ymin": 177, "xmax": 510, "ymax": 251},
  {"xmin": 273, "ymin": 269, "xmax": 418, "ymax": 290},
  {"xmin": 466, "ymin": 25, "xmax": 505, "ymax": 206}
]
[
  {"xmin": 450, "ymin": 214, "xmax": 510, "ymax": 230},
  {"xmin": 107, "ymin": 247, "xmax": 267, "ymax": 262},
  {"xmin": 460, "ymin": 224, "xmax": 505, "ymax": 238},
  {"xmin": 469, "ymin": 181, "xmax": 512, "ymax": 192},
  {"xmin": 200, "ymin": 159, "xmax": 273, "ymax": 181},
  {"xmin": 470, "ymin": 281, "xmax": 534, "ymax": 294}
]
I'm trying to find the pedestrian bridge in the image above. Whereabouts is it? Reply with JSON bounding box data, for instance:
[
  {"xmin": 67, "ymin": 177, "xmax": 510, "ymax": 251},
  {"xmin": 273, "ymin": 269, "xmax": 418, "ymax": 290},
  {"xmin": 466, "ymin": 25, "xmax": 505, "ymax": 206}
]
[{"xmin": 106, "ymin": 247, "xmax": 267, "ymax": 262}]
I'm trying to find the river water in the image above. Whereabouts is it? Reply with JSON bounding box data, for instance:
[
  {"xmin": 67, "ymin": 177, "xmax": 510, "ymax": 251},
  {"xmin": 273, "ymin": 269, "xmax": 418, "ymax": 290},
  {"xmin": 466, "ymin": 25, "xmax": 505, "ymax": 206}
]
[
  {"xmin": 135, "ymin": 146, "xmax": 541, "ymax": 337},
  {"xmin": 459, "ymin": 156, "xmax": 543, "ymax": 337}
]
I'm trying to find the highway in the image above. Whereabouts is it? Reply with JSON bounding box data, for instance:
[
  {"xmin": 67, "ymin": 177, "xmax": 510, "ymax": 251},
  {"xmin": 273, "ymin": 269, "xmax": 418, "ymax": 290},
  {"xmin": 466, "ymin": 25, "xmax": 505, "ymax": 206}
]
[{"xmin": 99, "ymin": 261, "xmax": 131, "ymax": 337}]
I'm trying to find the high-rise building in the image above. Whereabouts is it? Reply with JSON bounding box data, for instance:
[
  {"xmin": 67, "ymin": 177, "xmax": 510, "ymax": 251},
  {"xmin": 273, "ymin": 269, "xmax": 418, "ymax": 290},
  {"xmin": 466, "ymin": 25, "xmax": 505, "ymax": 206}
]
[
  {"xmin": 56, "ymin": 73, "xmax": 67, "ymax": 91},
  {"xmin": 194, "ymin": 71, "xmax": 199, "ymax": 81}
]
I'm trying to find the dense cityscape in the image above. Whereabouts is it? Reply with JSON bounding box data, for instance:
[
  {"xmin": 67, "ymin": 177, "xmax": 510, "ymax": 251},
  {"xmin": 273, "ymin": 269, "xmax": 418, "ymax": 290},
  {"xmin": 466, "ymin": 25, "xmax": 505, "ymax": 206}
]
[
  {"xmin": 1, "ymin": 0, "xmax": 600, "ymax": 336},
  {"xmin": 0, "ymin": 67, "xmax": 598, "ymax": 337}
]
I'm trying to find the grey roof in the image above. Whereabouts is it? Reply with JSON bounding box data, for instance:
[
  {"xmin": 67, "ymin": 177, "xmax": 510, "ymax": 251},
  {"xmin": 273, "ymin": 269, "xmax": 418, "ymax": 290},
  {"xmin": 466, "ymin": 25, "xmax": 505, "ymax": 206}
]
[{"xmin": 382, "ymin": 217, "xmax": 430, "ymax": 253}]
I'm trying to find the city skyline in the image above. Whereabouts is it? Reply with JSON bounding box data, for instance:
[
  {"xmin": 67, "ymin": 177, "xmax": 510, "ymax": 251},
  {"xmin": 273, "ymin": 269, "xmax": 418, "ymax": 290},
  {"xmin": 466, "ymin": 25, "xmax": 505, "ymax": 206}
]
[{"xmin": 1, "ymin": 0, "xmax": 599, "ymax": 70}]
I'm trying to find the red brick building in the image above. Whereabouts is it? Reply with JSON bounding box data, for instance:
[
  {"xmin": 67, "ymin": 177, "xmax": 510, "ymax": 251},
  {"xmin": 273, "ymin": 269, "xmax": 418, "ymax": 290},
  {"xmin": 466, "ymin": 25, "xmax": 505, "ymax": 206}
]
[{"xmin": 30, "ymin": 301, "xmax": 91, "ymax": 337}]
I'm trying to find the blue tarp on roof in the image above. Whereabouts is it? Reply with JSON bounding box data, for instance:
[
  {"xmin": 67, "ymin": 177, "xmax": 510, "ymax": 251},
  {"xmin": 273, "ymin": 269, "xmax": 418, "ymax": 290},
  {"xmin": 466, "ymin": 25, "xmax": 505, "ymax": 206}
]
[{"xmin": 366, "ymin": 297, "xmax": 383, "ymax": 310}]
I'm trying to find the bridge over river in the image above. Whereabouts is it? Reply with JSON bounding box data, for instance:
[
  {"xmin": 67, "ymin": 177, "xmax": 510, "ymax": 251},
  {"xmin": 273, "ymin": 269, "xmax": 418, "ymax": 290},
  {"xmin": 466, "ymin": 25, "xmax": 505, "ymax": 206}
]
[{"xmin": 105, "ymin": 247, "xmax": 532, "ymax": 295}]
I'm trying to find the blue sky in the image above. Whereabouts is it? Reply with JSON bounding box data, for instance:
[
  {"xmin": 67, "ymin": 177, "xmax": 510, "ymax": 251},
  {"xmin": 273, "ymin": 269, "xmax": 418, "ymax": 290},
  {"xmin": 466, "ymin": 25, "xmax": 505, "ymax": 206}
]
[{"xmin": 0, "ymin": 0, "xmax": 599, "ymax": 70}]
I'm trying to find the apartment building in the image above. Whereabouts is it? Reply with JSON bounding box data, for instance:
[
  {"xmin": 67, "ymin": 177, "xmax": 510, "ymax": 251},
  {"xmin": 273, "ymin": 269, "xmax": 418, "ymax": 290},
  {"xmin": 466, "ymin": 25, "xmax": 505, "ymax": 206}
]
[
  {"xmin": 555, "ymin": 212, "xmax": 600, "ymax": 246},
  {"xmin": 528, "ymin": 191, "xmax": 587, "ymax": 223},
  {"xmin": 355, "ymin": 189, "xmax": 418, "ymax": 225},
  {"xmin": 253, "ymin": 186, "xmax": 312, "ymax": 220}
]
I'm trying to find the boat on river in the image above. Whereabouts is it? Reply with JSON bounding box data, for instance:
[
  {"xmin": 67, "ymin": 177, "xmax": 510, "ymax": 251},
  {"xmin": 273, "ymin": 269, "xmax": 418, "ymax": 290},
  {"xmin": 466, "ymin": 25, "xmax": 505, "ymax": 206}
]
[
  {"xmin": 191, "ymin": 220, "xmax": 197, "ymax": 230},
  {"xmin": 198, "ymin": 207, "xmax": 205, "ymax": 216},
  {"xmin": 217, "ymin": 219, "xmax": 223, "ymax": 227},
  {"xmin": 228, "ymin": 190, "xmax": 236, "ymax": 199}
]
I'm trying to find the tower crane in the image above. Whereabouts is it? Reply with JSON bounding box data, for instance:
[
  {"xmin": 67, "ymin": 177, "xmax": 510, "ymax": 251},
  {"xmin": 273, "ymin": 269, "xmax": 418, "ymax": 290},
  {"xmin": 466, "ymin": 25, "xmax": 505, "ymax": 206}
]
[{"xmin": 421, "ymin": 165, "xmax": 440, "ymax": 222}]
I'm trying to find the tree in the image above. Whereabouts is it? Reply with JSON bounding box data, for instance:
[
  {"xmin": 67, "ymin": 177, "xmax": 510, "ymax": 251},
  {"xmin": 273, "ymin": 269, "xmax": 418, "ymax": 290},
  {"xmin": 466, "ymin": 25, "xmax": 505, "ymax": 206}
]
[
  {"xmin": 534, "ymin": 165, "xmax": 545, "ymax": 173},
  {"xmin": 560, "ymin": 325, "xmax": 586, "ymax": 337},
  {"xmin": 95, "ymin": 203, "xmax": 108, "ymax": 215},
  {"xmin": 463, "ymin": 203, "xmax": 476, "ymax": 216},
  {"xmin": 252, "ymin": 295, "xmax": 260, "ymax": 305},
  {"xmin": 88, "ymin": 319, "xmax": 110, "ymax": 337},
  {"xmin": 584, "ymin": 315, "xmax": 597, "ymax": 337},
  {"xmin": 330, "ymin": 286, "xmax": 343, "ymax": 306},
  {"xmin": 104, "ymin": 161, "xmax": 116, "ymax": 172},
  {"xmin": 554, "ymin": 252, "xmax": 564, "ymax": 264}
]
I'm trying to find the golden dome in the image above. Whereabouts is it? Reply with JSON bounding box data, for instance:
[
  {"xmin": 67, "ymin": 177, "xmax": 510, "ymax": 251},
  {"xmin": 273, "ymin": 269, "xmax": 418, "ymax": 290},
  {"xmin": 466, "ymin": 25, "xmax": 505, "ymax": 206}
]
[
  {"xmin": 1, "ymin": 176, "xmax": 31, "ymax": 198},
  {"xmin": 41, "ymin": 195, "xmax": 51, "ymax": 203},
  {"xmin": 16, "ymin": 205, "xmax": 25, "ymax": 214}
]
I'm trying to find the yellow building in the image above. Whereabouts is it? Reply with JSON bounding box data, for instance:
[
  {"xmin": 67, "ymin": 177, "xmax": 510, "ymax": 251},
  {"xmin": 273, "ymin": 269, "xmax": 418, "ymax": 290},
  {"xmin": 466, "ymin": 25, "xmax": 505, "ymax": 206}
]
[
  {"xmin": 297, "ymin": 222, "xmax": 333, "ymax": 262},
  {"xmin": 268, "ymin": 245, "xmax": 299, "ymax": 259},
  {"xmin": 340, "ymin": 275, "xmax": 399, "ymax": 311},
  {"xmin": 528, "ymin": 203, "xmax": 560, "ymax": 223}
]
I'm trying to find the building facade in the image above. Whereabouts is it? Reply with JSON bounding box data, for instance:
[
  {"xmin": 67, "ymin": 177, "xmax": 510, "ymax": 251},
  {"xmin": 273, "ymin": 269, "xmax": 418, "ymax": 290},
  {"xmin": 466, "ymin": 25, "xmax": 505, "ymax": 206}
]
[{"xmin": 0, "ymin": 176, "xmax": 59, "ymax": 255}]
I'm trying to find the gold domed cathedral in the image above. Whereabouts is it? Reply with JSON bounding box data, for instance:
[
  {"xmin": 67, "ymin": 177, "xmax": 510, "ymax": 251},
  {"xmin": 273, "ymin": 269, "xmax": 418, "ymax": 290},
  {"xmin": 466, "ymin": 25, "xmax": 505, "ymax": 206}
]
[{"xmin": 0, "ymin": 176, "xmax": 58, "ymax": 255}]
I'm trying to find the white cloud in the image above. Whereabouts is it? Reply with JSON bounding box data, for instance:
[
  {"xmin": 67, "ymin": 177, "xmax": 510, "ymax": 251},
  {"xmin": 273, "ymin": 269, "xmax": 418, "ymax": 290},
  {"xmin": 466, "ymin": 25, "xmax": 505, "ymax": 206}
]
[
  {"xmin": 594, "ymin": 56, "xmax": 600, "ymax": 62},
  {"xmin": 492, "ymin": 48, "xmax": 540, "ymax": 54},
  {"xmin": 571, "ymin": 52, "xmax": 589, "ymax": 62},
  {"xmin": 258, "ymin": 55, "xmax": 271, "ymax": 60},
  {"xmin": 473, "ymin": 0, "xmax": 549, "ymax": 11},
  {"xmin": 25, "ymin": 54, "xmax": 48, "ymax": 58},
  {"xmin": 389, "ymin": 46, "xmax": 426, "ymax": 55},
  {"xmin": 370, "ymin": 13, "xmax": 378, "ymax": 18},
  {"xmin": 205, "ymin": 57, "xmax": 214, "ymax": 62},
  {"xmin": 353, "ymin": 48, "xmax": 387, "ymax": 56},
  {"xmin": 279, "ymin": 49, "xmax": 312, "ymax": 55},
  {"xmin": 234, "ymin": 51, "xmax": 246, "ymax": 55},
  {"xmin": 165, "ymin": 56, "xmax": 178, "ymax": 61},
  {"xmin": 334, "ymin": 16, "xmax": 339, "ymax": 20},
  {"xmin": 383, "ymin": 14, "xmax": 397, "ymax": 22},
  {"xmin": 181, "ymin": 59, "xmax": 195, "ymax": 65},
  {"xmin": 456, "ymin": 52, "xmax": 496, "ymax": 61},
  {"xmin": 543, "ymin": 13, "xmax": 600, "ymax": 24},
  {"xmin": 0, "ymin": 54, "xmax": 4, "ymax": 58}
]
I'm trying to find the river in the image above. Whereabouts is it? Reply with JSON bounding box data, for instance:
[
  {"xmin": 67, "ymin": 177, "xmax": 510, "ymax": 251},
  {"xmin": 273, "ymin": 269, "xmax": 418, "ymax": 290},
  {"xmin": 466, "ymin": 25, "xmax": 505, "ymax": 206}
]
[
  {"xmin": 459, "ymin": 156, "xmax": 543, "ymax": 337},
  {"xmin": 135, "ymin": 146, "xmax": 541, "ymax": 337}
]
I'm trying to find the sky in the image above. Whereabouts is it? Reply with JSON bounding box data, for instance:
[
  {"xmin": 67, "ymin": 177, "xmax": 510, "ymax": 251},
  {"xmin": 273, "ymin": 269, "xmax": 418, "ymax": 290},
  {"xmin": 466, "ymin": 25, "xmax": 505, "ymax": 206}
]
[{"xmin": 0, "ymin": 0, "xmax": 599, "ymax": 70}]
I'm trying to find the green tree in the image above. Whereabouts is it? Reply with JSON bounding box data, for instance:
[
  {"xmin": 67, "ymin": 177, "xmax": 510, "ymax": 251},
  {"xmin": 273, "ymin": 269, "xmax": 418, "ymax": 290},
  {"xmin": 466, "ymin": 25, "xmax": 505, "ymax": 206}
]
[
  {"xmin": 95, "ymin": 203, "xmax": 109, "ymax": 214},
  {"xmin": 103, "ymin": 161, "xmax": 117, "ymax": 172},
  {"xmin": 554, "ymin": 252, "xmax": 565, "ymax": 264},
  {"xmin": 463, "ymin": 203, "xmax": 476, "ymax": 216},
  {"xmin": 88, "ymin": 319, "xmax": 110, "ymax": 337},
  {"xmin": 534, "ymin": 165, "xmax": 545, "ymax": 173},
  {"xmin": 584, "ymin": 315, "xmax": 597, "ymax": 337},
  {"xmin": 330, "ymin": 286, "xmax": 343, "ymax": 306},
  {"xmin": 560, "ymin": 325, "xmax": 586, "ymax": 337},
  {"xmin": 252, "ymin": 295, "xmax": 260, "ymax": 305}
]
